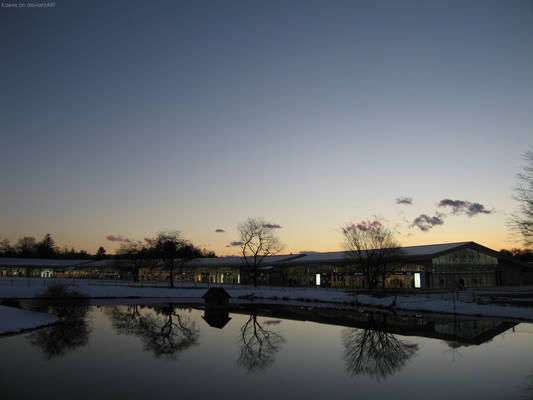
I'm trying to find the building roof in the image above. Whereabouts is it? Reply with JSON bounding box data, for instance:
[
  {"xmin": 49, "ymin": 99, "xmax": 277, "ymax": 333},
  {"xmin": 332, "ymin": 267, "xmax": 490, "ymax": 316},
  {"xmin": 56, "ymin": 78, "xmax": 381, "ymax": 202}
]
[
  {"xmin": 0, "ymin": 242, "xmax": 521, "ymax": 270},
  {"xmin": 0, "ymin": 258, "xmax": 92, "ymax": 267},
  {"xmin": 286, "ymin": 242, "xmax": 475, "ymax": 265}
]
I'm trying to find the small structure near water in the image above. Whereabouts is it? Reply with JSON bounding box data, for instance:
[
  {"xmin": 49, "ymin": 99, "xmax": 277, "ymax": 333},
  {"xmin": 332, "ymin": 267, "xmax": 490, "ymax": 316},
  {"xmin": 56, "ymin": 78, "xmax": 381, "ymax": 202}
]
[{"xmin": 203, "ymin": 287, "xmax": 231, "ymax": 306}]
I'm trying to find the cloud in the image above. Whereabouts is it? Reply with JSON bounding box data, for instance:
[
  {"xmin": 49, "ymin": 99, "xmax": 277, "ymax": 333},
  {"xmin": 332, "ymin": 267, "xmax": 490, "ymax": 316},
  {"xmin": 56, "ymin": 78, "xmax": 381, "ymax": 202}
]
[
  {"xmin": 343, "ymin": 220, "xmax": 381, "ymax": 233},
  {"xmin": 396, "ymin": 197, "xmax": 413, "ymax": 205},
  {"xmin": 411, "ymin": 213, "xmax": 445, "ymax": 232},
  {"xmin": 263, "ymin": 223, "xmax": 282, "ymax": 229},
  {"xmin": 144, "ymin": 237, "xmax": 155, "ymax": 245},
  {"xmin": 438, "ymin": 199, "xmax": 492, "ymax": 217},
  {"xmin": 215, "ymin": 229, "xmax": 225, "ymax": 233},
  {"xmin": 228, "ymin": 241, "xmax": 243, "ymax": 247},
  {"xmin": 106, "ymin": 234, "xmax": 134, "ymax": 243},
  {"xmin": 357, "ymin": 220, "xmax": 381, "ymax": 231}
]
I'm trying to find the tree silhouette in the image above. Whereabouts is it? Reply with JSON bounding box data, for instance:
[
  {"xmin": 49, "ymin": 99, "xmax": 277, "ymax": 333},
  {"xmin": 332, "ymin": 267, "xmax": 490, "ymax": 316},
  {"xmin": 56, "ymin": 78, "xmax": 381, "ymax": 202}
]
[
  {"xmin": 238, "ymin": 218, "xmax": 283, "ymax": 286},
  {"xmin": 237, "ymin": 306, "xmax": 284, "ymax": 373},
  {"xmin": 36, "ymin": 233, "xmax": 57, "ymax": 258},
  {"xmin": 509, "ymin": 148, "xmax": 533, "ymax": 247},
  {"xmin": 16, "ymin": 236, "xmax": 37, "ymax": 257},
  {"xmin": 342, "ymin": 314, "xmax": 418, "ymax": 380},
  {"xmin": 117, "ymin": 243, "xmax": 150, "ymax": 282},
  {"xmin": 343, "ymin": 220, "xmax": 403, "ymax": 294},
  {"xmin": 96, "ymin": 246, "xmax": 106, "ymax": 259}
]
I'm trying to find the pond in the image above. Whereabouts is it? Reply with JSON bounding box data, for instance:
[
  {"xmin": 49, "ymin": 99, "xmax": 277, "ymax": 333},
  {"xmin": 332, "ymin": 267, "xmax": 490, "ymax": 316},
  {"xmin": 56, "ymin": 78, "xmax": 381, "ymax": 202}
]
[{"xmin": 0, "ymin": 303, "xmax": 532, "ymax": 400}]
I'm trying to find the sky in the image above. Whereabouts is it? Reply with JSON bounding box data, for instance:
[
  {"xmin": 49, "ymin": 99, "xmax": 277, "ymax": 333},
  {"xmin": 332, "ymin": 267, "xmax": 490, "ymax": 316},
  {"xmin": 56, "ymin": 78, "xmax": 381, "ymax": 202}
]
[{"xmin": 1, "ymin": 0, "xmax": 532, "ymax": 255}]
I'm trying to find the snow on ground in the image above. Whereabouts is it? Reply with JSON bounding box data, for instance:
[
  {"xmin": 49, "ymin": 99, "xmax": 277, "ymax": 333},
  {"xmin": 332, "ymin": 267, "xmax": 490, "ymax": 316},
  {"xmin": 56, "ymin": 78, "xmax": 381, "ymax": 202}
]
[
  {"xmin": 2, "ymin": 278, "xmax": 533, "ymax": 321},
  {"xmin": 0, "ymin": 305, "xmax": 58, "ymax": 335}
]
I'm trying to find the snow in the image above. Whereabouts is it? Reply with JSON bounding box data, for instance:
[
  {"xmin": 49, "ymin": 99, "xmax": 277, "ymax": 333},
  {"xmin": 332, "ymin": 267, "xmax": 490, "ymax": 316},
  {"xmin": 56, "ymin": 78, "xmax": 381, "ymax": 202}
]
[
  {"xmin": 0, "ymin": 305, "xmax": 58, "ymax": 335},
  {"xmin": 1, "ymin": 277, "xmax": 533, "ymax": 321}
]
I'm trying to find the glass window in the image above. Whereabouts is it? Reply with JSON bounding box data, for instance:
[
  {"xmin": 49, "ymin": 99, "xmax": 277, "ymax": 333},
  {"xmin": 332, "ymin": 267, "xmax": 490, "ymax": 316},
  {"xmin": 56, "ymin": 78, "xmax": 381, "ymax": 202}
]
[{"xmin": 414, "ymin": 273, "xmax": 421, "ymax": 288}]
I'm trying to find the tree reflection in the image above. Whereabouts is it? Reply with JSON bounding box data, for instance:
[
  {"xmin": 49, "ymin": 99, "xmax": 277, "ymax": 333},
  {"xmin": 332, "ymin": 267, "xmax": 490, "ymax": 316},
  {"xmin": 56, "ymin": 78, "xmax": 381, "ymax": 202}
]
[
  {"xmin": 28, "ymin": 292, "xmax": 91, "ymax": 359},
  {"xmin": 343, "ymin": 314, "xmax": 418, "ymax": 380},
  {"xmin": 110, "ymin": 304, "xmax": 143, "ymax": 335},
  {"xmin": 237, "ymin": 307, "xmax": 284, "ymax": 373},
  {"xmin": 109, "ymin": 304, "xmax": 199, "ymax": 360}
]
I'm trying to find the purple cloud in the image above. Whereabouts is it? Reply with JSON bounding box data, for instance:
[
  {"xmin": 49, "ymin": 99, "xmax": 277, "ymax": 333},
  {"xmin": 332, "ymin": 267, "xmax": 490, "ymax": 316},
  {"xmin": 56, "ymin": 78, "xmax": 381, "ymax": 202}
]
[
  {"xmin": 263, "ymin": 223, "xmax": 282, "ymax": 229},
  {"xmin": 396, "ymin": 197, "xmax": 413, "ymax": 205},
  {"xmin": 411, "ymin": 214, "xmax": 445, "ymax": 232},
  {"xmin": 228, "ymin": 241, "xmax": 243, "ymax": 247},
  {"xmin": 357, "ymin": 220, "xmax": 381, "ymax": 231},
  {"xmin": 215, "ymin": 229, "xmax": 226, "ymax": 233},
  {"xmin": 343, "ymin": 220, "xmax": 381, "ymax": 233},
  {"xmin": 438, "ymin": 199, "xmax": 492, "ymax": 217},
  {"xmin": 106, "ymin": 234, "xmax": 134, "ymax": 243}
]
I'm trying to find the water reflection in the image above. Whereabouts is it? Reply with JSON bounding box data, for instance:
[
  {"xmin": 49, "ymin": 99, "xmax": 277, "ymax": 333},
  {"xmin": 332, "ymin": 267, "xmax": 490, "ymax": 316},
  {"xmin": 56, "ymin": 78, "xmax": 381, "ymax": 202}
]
[
  {"xmin": 237, "ymin": 305, "xmax": 285, "ymax": 374},
  {"xmin": 521, "ymin": 370, "xmax": 533, "ymax": 400},
  {"xmin": 342, "ymin": 313, "xmax": 418, "ymax": 381},
  {"xmin": 203, "ymin": 306, "xmax": 232, "ymax": 329},
  {"xmin": 28, "ymin": 296, "xmax": 91, "ymax": 359},
  {"xmin": 0, "ymin": 301, "xmax": 528, "ymax": 400},
  {"xmin": 109, "ymin": 304, "xmax": 199, "ymax": 359},
  {"xmin": 106, "ymin": 302, "xmax": 518, "ymax": 376}
]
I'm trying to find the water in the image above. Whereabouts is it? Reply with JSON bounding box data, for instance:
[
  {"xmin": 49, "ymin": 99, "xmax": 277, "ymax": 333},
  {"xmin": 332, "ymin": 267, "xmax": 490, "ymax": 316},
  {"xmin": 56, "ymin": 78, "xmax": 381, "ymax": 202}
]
[{"xmin": 0, "ymin": 303, "xmax": 532, "ymax": 400}]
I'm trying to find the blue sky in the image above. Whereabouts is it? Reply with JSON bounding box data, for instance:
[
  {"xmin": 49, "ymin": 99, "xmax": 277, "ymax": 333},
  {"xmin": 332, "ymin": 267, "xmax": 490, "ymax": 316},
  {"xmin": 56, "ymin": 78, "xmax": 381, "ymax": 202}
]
[{"xmin": 1, "ymin": 0, "xmax": 532, "ymax": 254}]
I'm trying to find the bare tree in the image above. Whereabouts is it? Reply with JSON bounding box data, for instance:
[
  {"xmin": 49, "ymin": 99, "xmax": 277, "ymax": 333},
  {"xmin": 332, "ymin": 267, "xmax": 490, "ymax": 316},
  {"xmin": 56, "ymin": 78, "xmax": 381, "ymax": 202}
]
[
  {"xmin": 0, "ymin": 238, "xmax": 14, "ymax": 256},
  {"xmin": 238, "ymin": 218, "xmax": 283, "ymax": 287},
  {"xmin": 16, "ymin": 236, "xmax": 37, "ymax": 257},
  {"xmin": 153, "ymin": 230, "xmax": 185, "ymax": 288},
  {"xmin": 342, "ymin": 220, "xmax": 403, "ymax": 295},
  {"xmin": 151, "ymin": 231, "xmax": 207, "ymax": 287},
  {"xmin": 510, "ymin": 148, "xmax": 533, "ymax": 248}
]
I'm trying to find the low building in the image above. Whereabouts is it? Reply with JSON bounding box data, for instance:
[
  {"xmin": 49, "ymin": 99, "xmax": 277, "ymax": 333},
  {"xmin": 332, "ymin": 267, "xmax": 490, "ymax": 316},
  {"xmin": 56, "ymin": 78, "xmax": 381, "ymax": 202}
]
[{"xmin": 0, "ymin": 241, "xmax": 530, "ymax": 289}]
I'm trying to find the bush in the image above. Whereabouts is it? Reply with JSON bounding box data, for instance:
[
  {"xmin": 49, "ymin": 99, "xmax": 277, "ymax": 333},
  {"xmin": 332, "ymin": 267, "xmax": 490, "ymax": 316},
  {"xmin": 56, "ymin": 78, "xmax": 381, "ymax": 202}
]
[{"xmin": 37, "ymin": 283, "xmax": 84, "ymax": 299}]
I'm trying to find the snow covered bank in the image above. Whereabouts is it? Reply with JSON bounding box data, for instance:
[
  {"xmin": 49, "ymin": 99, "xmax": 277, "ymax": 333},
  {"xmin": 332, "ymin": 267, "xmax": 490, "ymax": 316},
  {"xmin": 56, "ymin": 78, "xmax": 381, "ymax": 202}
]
[
  {"xmin": 2, "ymin": 278, "xmax": 533, "ymax": 321},
  {"xmin": 0, "ymin": 306, "xmax": 58, "ymax": 335},
  {"xmin": 0, "ymin": 278, "xmax": 353, "ymax": 302}
]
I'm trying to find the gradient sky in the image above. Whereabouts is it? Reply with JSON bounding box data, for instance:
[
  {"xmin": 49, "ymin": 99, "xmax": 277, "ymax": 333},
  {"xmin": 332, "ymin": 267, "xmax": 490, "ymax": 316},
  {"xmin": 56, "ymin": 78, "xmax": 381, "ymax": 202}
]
[{"xmin": 1, "ymin": 0, "xmax": 532, "ymax": 255}]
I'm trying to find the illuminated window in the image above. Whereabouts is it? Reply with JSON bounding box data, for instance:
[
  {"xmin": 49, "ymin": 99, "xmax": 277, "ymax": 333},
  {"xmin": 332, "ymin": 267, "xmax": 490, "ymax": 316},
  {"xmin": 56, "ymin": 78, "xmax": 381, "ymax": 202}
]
[
  {"xmin": 315, "ymin": 273, "xmax": 321, "ymax": 286},
  {"xmin": 414, "ymin": 272, "xmax": 421, "ymax": 288}
]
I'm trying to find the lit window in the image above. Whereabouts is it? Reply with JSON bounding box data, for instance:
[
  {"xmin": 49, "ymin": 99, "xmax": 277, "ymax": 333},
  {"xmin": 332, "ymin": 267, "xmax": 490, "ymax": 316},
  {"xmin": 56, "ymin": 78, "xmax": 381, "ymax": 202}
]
[
  {"xmin": 315, "ymin": 273, "xmax": 321, "ymax": 286},
  {"xmin": 414, "ymin": 272, "xmax": 421, "ymax": 288}
]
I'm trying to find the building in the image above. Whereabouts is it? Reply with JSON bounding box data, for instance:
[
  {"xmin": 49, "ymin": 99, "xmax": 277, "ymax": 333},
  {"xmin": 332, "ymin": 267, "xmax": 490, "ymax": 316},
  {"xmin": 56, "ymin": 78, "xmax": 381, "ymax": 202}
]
[{"xmin": 0, "ymin": 241, "xmax": 531, "ymax": 289}]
